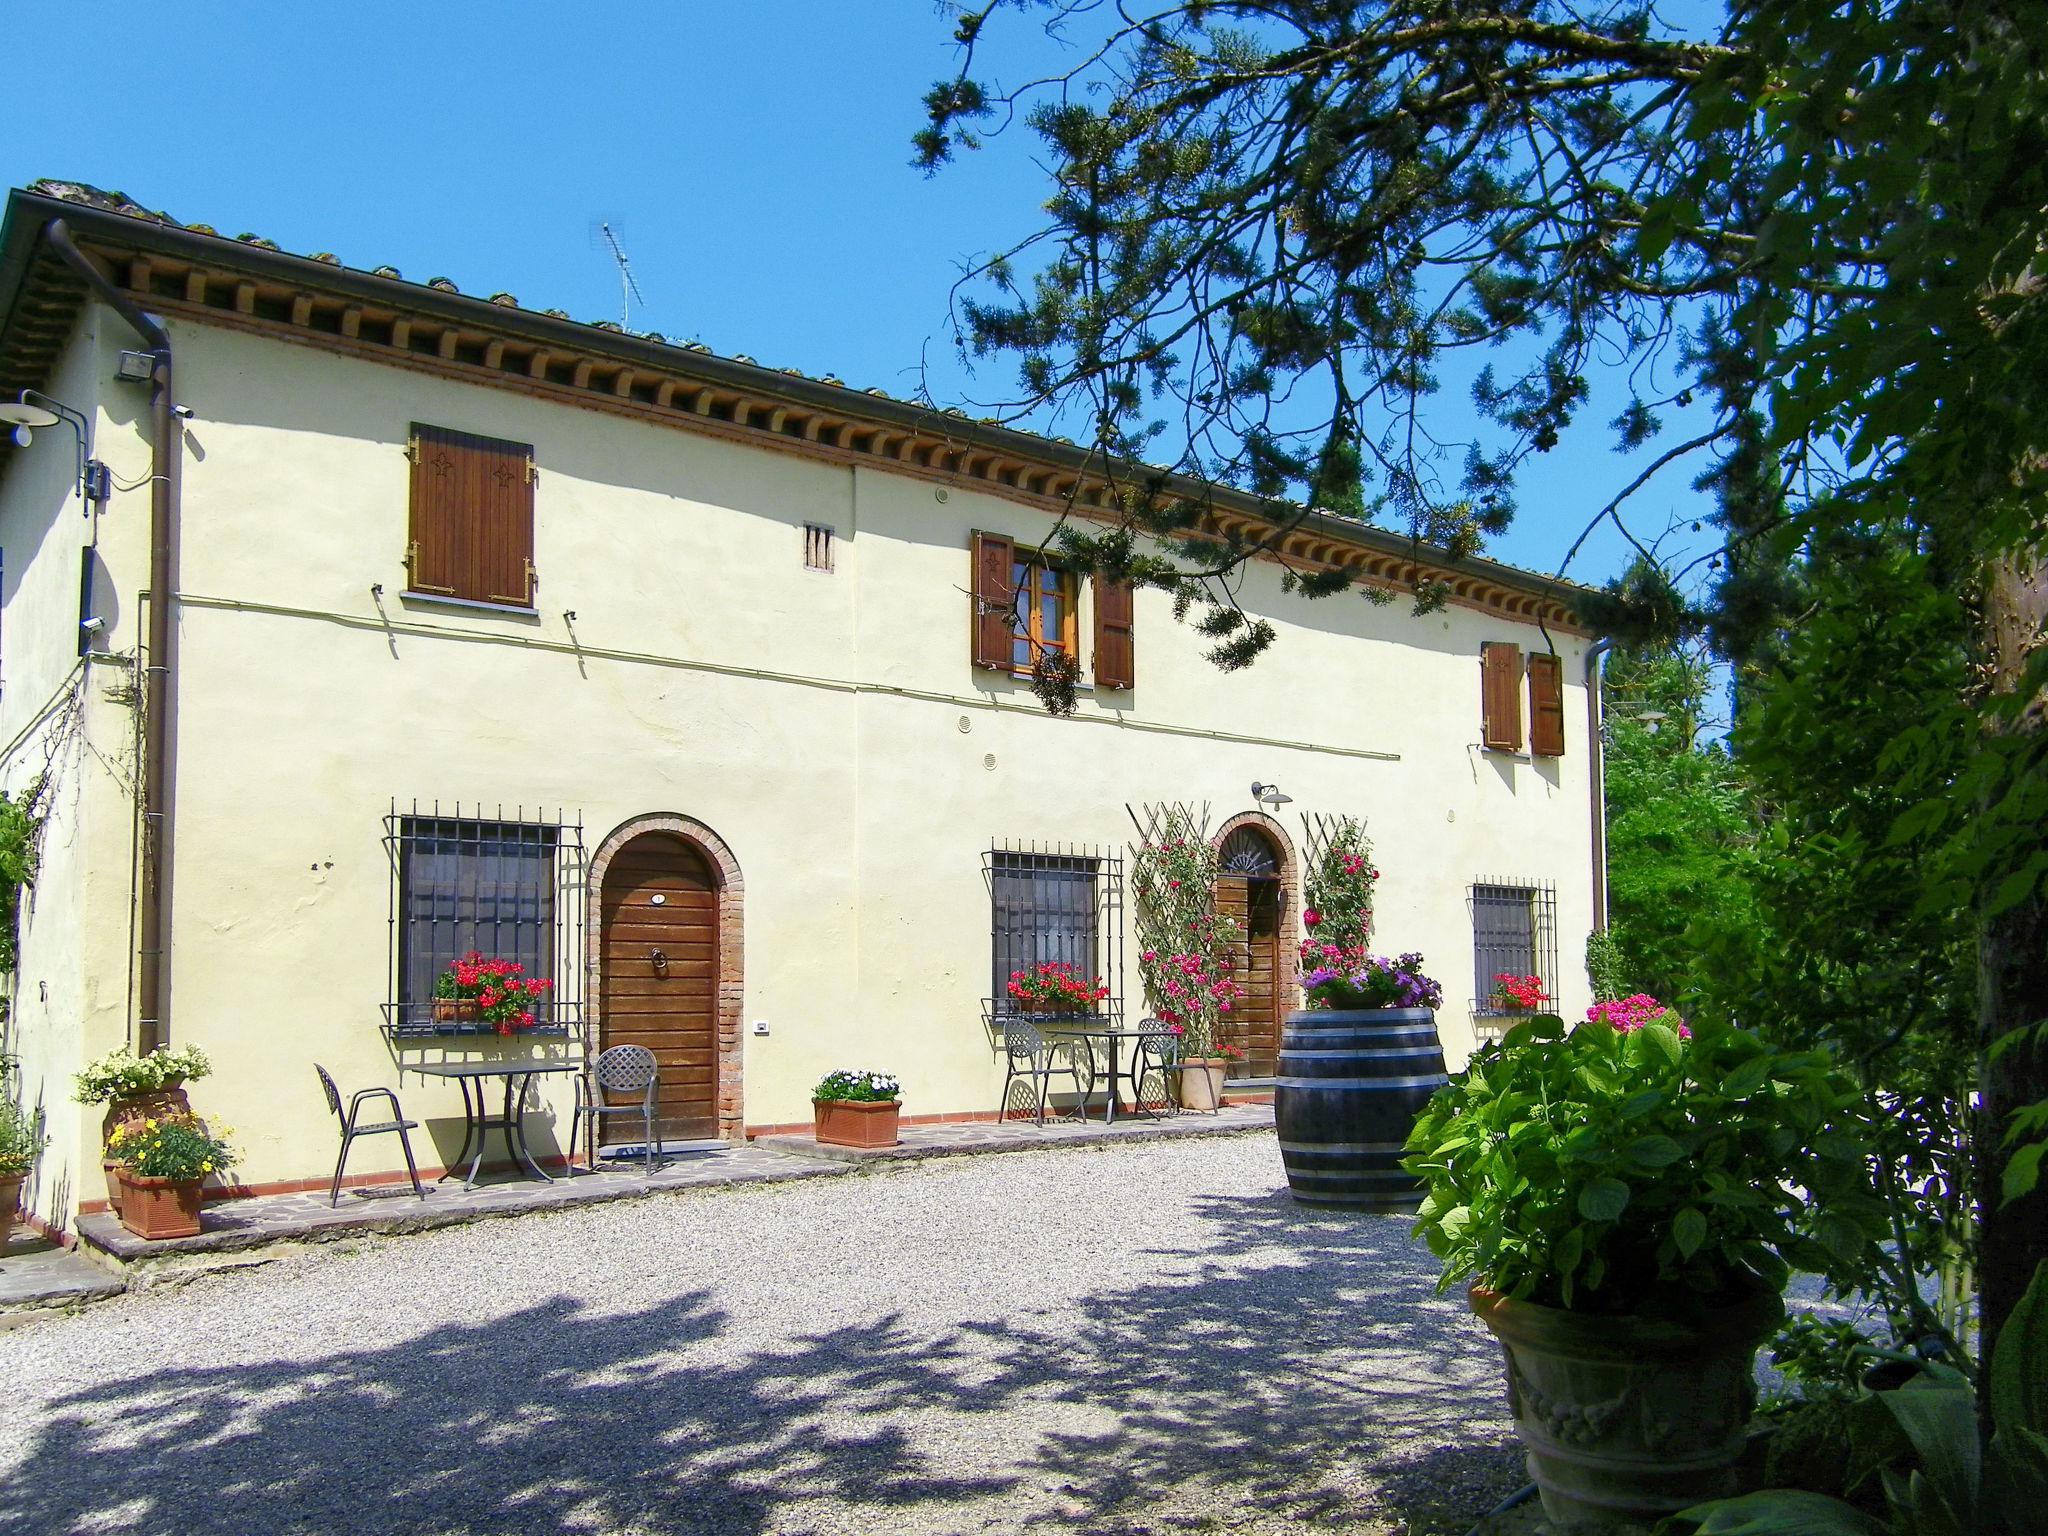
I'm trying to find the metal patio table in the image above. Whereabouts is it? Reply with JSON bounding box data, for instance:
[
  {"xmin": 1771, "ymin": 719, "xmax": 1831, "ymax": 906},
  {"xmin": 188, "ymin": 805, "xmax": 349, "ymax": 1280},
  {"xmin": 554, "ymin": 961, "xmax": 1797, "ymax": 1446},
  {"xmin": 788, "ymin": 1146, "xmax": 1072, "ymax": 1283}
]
[
  {"xmin": 1043, "ymin": 1025, "xmax": 1163, "ymax": 1124},
  {"xmin": 409, "ymin": 1060, "xmax": 580, "ymax": 1188}
]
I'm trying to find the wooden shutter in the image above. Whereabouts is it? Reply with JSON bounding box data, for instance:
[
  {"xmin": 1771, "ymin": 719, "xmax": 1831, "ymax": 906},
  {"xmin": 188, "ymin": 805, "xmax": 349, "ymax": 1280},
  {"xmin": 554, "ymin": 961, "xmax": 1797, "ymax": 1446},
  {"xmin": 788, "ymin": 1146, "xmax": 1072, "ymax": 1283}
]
[
  {"xmin": 407, "ymin": 423, "xmax": 536, "ymax": 606},
  {"xmin": 1093, "ymin": 576, "xmax": 1135, "ymax": 688},
  {"xmin": 1528, "ymin": 651, "xmax": 1566, "ymax": 757},
  {"xmin": 1480, "ymin": 642, "xmax": 1524, "ymax": 752},
  {"xmin": 970, "ymin": 530, "xmax": 1015, "ymax": 669}
]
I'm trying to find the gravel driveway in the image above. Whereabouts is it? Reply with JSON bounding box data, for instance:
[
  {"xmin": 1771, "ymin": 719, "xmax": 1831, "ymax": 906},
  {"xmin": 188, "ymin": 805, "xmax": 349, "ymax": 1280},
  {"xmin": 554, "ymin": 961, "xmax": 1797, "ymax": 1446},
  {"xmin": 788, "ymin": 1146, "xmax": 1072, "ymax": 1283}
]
[{"xmin": 0, "ymin": 1134, "xmax": 1519, "ymax": 1536}]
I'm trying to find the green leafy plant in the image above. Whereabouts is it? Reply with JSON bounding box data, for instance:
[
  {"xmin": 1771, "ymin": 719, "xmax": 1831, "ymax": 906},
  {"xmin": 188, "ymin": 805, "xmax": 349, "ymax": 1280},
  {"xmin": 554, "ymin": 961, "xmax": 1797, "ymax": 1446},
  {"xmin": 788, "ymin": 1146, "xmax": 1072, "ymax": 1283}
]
[
  {"xmin": 1671, "ymin": 1262, "xmax": 2048, "ymax": 1536},
  {"xmin": 1299, "ymin": 818, "xmax": 1376, "ymax": 955},
  {"xmin": 1404, "ymin": 1013, "xmax": 1886, "ymax": 1312},
  {"xmin": 71, "ymin": 1043, "xmax": 214, "ymax": 1105},
  {"xmin": 1585, "ymin": 929, "xmax": 1631, "ymax": 1004},
  {"xmin": 0, "ymin": 775, "xmax": 47, "ymax": 973},
  {"xmin": 0, "ymin": 1098, "xmax": 46, "ymax": 1177},
  {"xmin": 1771, "ymin": 1316, "xmax": 1882, "ymax": 1403},
  {"xmin": 104, "ymin": 1114, "xmax": 236, "ymax": 1182},
  {"xmin": 813, "ymin": 1070, "xmax": 900, "ymax": 1104}
]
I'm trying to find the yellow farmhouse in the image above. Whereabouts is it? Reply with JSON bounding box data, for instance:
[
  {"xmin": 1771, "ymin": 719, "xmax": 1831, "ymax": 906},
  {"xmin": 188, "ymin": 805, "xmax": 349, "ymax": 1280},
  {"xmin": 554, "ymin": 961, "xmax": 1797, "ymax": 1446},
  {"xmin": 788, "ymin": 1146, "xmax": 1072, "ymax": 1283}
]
[{"xmin": 0, "ymin": 181, "xmax": 1607, "ymax": 1234}]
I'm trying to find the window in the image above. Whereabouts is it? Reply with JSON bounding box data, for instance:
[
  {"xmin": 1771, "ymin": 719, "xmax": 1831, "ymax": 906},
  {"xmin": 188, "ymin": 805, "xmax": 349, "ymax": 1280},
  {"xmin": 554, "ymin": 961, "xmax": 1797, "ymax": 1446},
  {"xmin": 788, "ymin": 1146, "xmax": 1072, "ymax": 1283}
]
[
  {"xmin": 1010, "ymin": 557, "xmax": 1076, "ymax": 671},
  {"xmin": 803, "ymin": 522, "xmax": 835, "ymax": 572},
  {"xmin": 1481, "ymin": 642, "xmax": 1524, "ymax": 751},
  {"xmin": 1470, "ymin": 880, "xmax": 1558, "ymax": 1012},
  {"xmin": 969, "ymin": 531, "xmax": 1136, "ymax": 683},
  {"xmin": 384, "ymin": 804, "xmax": 586, "ymax": 1034},
  {"xmin": 986, "ymin": 843, "xmax": 1124, "ymax": 1016},
  {"xmin": 1528, "ymin": 652, "xmax": 1566, "ymax": 756},
  {"xmin": 405, "ymin": 423, "xmax": 537, "ymax": 608}
]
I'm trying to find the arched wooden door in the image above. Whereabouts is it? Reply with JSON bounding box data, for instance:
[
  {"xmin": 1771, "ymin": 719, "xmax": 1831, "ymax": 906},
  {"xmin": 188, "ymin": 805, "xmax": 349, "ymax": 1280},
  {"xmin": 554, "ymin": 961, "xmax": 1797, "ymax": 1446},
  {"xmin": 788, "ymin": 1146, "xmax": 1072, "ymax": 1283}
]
[
  {"xmin": 1215, "ymin": 826, "xmax": 1284, "ymax": 1078},
  {"xmin": 599, "ymin": 832, "xmax": 720, "ymax": 1143}
]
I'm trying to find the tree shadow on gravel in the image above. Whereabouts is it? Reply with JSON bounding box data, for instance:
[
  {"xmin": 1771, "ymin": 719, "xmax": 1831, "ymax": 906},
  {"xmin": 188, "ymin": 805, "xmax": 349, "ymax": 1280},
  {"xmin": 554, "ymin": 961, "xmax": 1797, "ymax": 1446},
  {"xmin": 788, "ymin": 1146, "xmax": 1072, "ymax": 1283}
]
[{"xmin": 0, "ymin": 1190, "xmax": 1520, "ymax": 1536}]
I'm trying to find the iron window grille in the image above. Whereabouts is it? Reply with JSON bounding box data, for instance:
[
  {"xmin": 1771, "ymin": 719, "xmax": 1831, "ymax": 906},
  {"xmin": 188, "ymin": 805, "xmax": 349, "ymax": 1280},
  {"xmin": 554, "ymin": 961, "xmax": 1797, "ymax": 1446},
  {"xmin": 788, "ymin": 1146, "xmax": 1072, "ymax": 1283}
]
[
  {"xmin": 985, "ymin": 842, "xmax": 1125, "ymax": 1025},
  {"xmin": 1469, "ymin": 879, "xmax": 1558, "ymax": 1016},
  {"xmin": 383, "ymin": 802, "xmax": 587, "ymax": 1039}
]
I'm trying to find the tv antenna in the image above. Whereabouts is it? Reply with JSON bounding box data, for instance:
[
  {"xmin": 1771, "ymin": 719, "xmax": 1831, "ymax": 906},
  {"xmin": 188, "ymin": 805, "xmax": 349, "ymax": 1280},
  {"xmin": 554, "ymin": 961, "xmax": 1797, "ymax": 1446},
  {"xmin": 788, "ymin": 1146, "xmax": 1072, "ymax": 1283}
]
[{"xmin": 594, "ymin": 221, "xmax": 646, "ymax": 330}]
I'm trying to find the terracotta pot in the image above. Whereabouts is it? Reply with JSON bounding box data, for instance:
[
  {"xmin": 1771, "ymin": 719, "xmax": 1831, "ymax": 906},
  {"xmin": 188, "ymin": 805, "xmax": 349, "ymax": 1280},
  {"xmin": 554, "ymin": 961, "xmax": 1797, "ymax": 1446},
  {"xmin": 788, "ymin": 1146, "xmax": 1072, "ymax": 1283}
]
[
  {"xmin": 813, "ymin": 1098, "xmax": 901, "ymax": 1149},
  {"xmin": 1469, "ymin": 1281, "xmax": 1783, "ymax": 1528},
  {"xmin": 100, "ymin": 1088, "xmax": 195, "ymax": 1217},
  {"xmin": 433, "ymin": 998, "xmax": 482, "ymax": 1023},
  {"xmin": 114, "ymin": 1170, "xmax": 206, "ymax": 1240},
  {"xmin": 1175, "ymin": 1058, "xmax": 1228, "ymax": 1112},
  {"xmin": 0, "ymin": 1173, "xmax": 22, "ymax": 1252}
]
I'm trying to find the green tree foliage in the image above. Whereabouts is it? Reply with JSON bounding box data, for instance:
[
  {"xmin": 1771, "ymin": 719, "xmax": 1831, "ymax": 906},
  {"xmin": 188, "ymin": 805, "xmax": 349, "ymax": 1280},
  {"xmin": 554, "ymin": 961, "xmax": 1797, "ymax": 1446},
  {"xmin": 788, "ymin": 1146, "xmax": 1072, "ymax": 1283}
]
[
  {"xmin": 1599, "ymin": 638, "xmax": 1757, "ymax": 1007},
  {"xmin": 924, "ymin": 0, "xmax": 2048, "ymax": 1360}
]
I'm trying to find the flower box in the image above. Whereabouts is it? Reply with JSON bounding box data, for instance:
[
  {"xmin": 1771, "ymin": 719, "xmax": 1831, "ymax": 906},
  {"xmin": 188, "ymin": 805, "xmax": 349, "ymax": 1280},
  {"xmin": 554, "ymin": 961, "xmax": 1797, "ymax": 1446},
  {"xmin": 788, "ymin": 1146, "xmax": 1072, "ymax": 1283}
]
[
  {"xmin": 114, "ymin": 1171, "xmax": 205, "ymax": 1240},
  {"xmin": 813, "ymin": 1098, "xmax": 901, "ymax": 1149}
]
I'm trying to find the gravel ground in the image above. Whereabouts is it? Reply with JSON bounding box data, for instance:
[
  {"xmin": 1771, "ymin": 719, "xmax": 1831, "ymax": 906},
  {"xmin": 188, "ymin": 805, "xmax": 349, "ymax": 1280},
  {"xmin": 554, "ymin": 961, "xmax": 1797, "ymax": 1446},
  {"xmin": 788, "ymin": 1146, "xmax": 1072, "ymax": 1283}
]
[{"xmin": 0, "ymin": 1134, "xmax": 1521, "ymax": 1536}]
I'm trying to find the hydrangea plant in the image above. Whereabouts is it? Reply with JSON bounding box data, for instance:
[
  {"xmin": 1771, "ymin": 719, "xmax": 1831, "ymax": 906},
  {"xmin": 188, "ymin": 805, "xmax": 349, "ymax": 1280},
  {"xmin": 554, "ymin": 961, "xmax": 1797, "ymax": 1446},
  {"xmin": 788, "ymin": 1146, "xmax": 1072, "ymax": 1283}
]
[{"xmin": 1404, "ymin": 1013, "xmax": 1886, "ymax": 1314}]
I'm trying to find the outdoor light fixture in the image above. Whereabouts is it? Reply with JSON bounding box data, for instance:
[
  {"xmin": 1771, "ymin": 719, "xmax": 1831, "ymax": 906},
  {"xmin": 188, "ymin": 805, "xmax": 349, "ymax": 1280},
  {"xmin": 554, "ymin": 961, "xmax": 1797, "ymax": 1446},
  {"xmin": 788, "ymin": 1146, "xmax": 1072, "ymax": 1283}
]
[
  {"xmin": 1251, "ymin": 781, "xmax": 1293, "ymax": 807},
  {"xmin": 0, "ymin": 390, "xmax": 107, "ymax": 507}
]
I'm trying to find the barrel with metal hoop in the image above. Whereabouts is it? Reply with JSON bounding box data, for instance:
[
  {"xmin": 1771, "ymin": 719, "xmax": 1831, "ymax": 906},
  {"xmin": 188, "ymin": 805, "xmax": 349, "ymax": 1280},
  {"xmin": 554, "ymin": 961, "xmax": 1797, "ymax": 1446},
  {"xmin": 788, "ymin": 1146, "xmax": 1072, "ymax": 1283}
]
[{"xmin": 1274, "ymin": 1006, "xmax": 1448, "ymax": 1210}]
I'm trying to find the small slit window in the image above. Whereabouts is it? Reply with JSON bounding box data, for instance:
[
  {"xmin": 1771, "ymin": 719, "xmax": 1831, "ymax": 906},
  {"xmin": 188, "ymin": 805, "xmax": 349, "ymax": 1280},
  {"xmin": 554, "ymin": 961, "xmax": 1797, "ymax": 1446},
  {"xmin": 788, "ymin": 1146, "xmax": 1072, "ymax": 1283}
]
[{"xmin": 803, "ymin": 523, "xmax": 835, "ymax": 572}]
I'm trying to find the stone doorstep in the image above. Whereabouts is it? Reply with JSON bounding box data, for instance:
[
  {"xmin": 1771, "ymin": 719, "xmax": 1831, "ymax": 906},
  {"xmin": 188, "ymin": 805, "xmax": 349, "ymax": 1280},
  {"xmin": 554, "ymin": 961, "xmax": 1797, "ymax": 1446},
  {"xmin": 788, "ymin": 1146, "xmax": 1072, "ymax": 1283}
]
[
  {"xmin": 0, "ymin": 1226, "xmax": 129, "ymax": 1315},
  {"xmin": 757, "ymin": 1102, "xmax": 1277, "ymax": 1164}
]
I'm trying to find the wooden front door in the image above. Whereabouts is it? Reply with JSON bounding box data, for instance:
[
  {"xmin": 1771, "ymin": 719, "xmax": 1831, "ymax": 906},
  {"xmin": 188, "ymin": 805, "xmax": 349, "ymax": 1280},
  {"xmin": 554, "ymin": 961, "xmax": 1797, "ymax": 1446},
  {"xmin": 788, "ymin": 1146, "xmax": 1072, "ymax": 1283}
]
[
  {"xmin": 600, "ymin": 832, "xmax": 720, "ymax": 1142},
  {"xmin": 1215, "ymin": 873, "xmax": 1284, "ymax": 1078}
]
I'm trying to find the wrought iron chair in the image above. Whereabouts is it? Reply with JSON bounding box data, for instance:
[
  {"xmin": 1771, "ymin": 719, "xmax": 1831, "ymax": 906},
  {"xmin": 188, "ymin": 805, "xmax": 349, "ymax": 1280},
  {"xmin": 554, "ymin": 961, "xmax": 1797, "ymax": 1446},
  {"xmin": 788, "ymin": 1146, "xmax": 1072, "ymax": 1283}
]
[
  {"xmin": 315, "ymin": 1064, "xmax": 425, "ymax": 1208},
  {"xmin": 999, "ymin": 1019, "xmax": 1096, "ymax": 1126},
  {"xmin": 571, "ymin": 1045, "xmax": 661, "ymax": 1174},
  {"xmin": 1130, "ymin": 1020, "xmax": 1183, "ymax": 1118}
]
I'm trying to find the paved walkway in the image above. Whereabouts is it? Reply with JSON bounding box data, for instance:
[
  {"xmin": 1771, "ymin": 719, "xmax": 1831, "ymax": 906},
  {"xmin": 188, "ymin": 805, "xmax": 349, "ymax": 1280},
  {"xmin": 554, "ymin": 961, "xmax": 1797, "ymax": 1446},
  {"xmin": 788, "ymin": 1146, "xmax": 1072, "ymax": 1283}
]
[
  {"xmin": 0, "ymin": 1134, "xmax": 1519, "ymax": 1536},
  {"xmin": 757, "ymin": 1101, "xmax": 1272, "ymax": 1162}
]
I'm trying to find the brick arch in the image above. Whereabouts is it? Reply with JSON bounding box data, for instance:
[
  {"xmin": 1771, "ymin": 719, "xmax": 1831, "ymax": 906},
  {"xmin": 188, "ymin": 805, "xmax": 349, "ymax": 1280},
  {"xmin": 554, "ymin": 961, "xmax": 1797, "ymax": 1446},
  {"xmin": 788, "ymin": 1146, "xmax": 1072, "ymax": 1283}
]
[
  {"xmin": 587, "ymin": 814, "xmax": 744, "ymax": 1142},
  {"xmin": 1210, "ymin": 811, "xmax": 1306, "ymax": 1050}
]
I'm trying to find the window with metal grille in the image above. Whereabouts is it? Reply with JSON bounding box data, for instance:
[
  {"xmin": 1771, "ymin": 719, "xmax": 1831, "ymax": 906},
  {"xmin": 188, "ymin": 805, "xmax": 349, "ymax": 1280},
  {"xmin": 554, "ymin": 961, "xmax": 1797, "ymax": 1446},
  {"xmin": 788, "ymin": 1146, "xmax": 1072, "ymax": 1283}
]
[
  {"xmin": 1470, "ymin": 880, "xmax": 1558, "ymax": 1013},
  {"xmin": 803, "ymin": 522, "xmax": 835, "ymax": 572},
  {"xmin": 986, "ymin": 843, "xmax": 1124, "ymax": 1019},
  {"xmin": 383, "ymin": 803, "xmax": 586, "ymax": 1036}
]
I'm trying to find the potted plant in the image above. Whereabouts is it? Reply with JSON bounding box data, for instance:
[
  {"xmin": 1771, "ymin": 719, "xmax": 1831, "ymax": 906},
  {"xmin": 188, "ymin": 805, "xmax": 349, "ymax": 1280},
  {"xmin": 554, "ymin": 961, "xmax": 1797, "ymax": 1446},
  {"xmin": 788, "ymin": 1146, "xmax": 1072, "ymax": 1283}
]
[
  {"xmin": 73, "ymin": 1043, "xmax": 215, "ymax": 1216},
  {"xmin": 104, "ymin": 1113, "xmax": 237, "ymax": 1240},
  {"xmin": 1005, "ymin": 961, "xmax": 1109, "ymax": 1017},
  {"xmin": 812, "ymin": 1069, "xmax": 902, "ymax": 1148},
  {"xmin": 1403, "ymin": 1007, "xmax": 1886, "ymax": 1529},
  {"xmin": 0, "ymin": 1098, "xmax": 46, "ymax": 1249},
  {"xmin": 432, "ymin": 951, "xmax": 553, "ymax": 1034},
  {"xmin": 1277, "ymin": 948, "xmax": 1447, "ymax": 1206},
  {"xmin": 1488, "ymin": 972, "xmax": 1550, "ymax": 1014}
]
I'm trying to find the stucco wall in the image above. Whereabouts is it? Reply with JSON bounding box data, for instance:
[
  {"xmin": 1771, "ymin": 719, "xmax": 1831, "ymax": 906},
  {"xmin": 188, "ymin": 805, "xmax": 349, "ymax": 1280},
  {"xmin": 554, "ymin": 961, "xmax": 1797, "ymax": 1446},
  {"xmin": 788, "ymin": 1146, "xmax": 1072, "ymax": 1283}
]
[
  {"xmin": 16, "ymin": 313, "xmax": 1600, "ymax": 1210},
  {"xmin": 0, "ymin": 309, "xmax": 154, "ymax": 1227}
]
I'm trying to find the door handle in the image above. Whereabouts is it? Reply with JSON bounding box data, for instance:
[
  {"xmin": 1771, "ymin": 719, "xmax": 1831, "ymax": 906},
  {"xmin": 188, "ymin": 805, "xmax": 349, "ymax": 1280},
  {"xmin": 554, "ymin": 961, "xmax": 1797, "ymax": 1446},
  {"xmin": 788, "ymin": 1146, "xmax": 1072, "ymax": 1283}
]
[{"xmin": 650, "ymin": 949, "xmax": 669, "ymax": 976}]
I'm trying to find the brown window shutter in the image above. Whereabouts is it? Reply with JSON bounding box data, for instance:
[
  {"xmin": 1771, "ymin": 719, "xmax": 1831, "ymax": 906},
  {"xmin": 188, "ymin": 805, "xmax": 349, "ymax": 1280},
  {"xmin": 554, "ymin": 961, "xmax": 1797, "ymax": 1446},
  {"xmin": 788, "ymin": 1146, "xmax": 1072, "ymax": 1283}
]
[
  {"xmin": 970, "ymin": 530, "xmax": 1015, "ymax": 669},
  {"xmin": 1092, "ymin": 576, "xmax": 1135, "ymax": 688},
  {"xmin": 1528, "ymin": 652, "xmax": 1566, "ymax": 756},
  {"xmin": 407, "ymin": 423, "xmax": 535, "ymax": 606},
  {"xmin": 1481, "ymin": 642, "xmax": 1524, "ymax": 752}
]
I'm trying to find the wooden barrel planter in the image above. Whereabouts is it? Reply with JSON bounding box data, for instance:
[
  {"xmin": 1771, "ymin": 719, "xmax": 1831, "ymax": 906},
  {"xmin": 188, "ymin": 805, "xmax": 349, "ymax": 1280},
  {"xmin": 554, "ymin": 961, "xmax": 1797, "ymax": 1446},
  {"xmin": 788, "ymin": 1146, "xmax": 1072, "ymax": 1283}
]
[{"xmin": 1274, "ymin": 1007, "xmax": 1448, "ymax": 1211}]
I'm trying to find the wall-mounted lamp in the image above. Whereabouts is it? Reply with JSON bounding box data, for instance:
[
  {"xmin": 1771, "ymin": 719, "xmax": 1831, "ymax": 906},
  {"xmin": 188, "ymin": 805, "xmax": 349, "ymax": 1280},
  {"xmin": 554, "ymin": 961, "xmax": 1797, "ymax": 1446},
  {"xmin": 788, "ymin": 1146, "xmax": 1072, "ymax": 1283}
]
[
  {"xmin": 1251, "ymin": 781, "xmax": 1293, "ymax": 807},
  {"xmin": 1, "ymin": 390, "xmax": 106, "ymax": 509}
]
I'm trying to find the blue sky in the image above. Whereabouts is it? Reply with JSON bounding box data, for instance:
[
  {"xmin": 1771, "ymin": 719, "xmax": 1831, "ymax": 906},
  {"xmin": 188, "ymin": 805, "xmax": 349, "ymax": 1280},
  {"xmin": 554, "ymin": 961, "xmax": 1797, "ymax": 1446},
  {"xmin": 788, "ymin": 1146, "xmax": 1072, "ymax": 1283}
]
[{"xmin": 1, "ymin": 2, "xmax": 1715, "ymax": 590}]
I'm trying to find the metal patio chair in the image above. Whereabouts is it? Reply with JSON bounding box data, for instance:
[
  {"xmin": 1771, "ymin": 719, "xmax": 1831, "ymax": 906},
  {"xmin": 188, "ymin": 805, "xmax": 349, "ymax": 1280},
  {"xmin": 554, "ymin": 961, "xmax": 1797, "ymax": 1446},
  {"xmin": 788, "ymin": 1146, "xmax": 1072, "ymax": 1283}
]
[
  {"xmin": 1129, "ymin": 1020, "xmax": 1182, "ymax": 1118},
  {"xmin": 316, "ymin": 1064, "xmax": 425, "ymax": 1208},
  {"xmin": 999, "ymin": 1019, "xmax": 1096, "ymax": 1126},
  {"xmin": 571, "ymin": 1045, "xmax": 661, "ymax": 1174}
]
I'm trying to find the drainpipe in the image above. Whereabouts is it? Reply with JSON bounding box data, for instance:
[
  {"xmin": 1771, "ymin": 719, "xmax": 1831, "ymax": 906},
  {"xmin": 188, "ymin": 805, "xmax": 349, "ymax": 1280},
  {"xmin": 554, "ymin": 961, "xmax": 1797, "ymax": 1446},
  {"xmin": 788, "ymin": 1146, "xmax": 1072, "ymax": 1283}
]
[
  {"xmin": 1585, "ymin": 637, "xmax": 1615, "ymax": 930},
  {"xmin": 44, "ymin": 219, "xmax": 178, "ymax": 1052}
]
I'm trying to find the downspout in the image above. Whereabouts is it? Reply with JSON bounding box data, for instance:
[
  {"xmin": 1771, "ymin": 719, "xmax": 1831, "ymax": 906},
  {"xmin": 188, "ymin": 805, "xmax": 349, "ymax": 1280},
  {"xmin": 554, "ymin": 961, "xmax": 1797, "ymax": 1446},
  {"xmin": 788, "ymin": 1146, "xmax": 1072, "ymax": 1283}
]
[
  {"xmin": 44, "ymin": 219, "xmax": 178, "ymax": 1052},
  {"xmin": 1585, "ymin": 637, "xmax": 1615, "ymax": 930}
]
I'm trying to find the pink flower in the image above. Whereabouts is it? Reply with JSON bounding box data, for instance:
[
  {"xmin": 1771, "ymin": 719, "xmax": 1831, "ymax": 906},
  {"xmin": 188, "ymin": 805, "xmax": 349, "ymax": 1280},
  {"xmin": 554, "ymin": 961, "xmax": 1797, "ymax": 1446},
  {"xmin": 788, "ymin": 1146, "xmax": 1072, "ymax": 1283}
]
[{"xmin": 1303, "ymin": 908, "xmax": 1322, "ymax": 927}]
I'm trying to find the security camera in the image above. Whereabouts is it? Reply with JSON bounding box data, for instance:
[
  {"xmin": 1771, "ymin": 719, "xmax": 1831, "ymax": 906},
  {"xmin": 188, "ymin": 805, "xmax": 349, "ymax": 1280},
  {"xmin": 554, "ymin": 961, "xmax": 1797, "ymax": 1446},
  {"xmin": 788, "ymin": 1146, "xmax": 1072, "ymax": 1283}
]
[
  {"xmin": 80, "ymin": 616, "xmax": 106, "ymax": 635},
  {"xmin": 170, "ymin": 404, "xmax": 195, "ymax": 419}
]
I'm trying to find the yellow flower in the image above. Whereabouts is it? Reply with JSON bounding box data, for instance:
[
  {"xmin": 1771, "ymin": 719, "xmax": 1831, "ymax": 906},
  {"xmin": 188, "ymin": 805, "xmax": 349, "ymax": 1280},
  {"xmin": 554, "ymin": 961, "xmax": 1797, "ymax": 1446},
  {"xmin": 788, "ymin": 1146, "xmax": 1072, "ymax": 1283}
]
[
  {"xmin": 200, "ymin": 1161, "xmax": 213, "ymax": 1172},
  {"xmin": 145, "ymin": 1118, "xmax": 158, "ymax": 1129}
]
